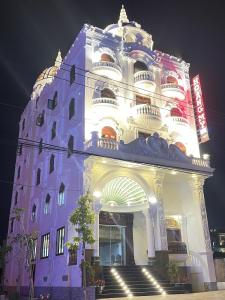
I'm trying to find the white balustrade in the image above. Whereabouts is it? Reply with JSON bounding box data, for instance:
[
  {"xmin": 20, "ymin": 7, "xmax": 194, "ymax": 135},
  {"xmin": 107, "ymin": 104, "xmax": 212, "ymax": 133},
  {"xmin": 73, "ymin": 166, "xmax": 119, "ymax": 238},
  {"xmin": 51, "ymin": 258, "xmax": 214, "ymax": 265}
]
[
  {"xmin": 134, "ymin": 70, "xmax": 155, "ymax": 83},
  {"xmin": 93, "ymin": 97, "xmax": 118, "ymax": 106},
  {"xmin": 92, "ymin": 61, "xmax": 121, "ymax": 72}
]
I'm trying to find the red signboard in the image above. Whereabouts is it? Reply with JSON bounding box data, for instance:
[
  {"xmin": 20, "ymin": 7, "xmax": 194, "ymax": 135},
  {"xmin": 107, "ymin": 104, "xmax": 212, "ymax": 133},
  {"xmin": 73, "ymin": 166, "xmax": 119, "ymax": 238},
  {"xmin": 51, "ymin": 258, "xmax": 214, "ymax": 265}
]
[{"xmin": 192, "ymin": 75, "xmax": 209, "ymax": 143}]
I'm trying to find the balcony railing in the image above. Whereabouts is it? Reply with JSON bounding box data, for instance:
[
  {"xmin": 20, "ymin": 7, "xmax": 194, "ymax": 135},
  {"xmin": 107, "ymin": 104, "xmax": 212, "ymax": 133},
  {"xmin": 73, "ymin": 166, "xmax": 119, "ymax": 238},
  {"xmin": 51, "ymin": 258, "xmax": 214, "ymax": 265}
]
[
  {"xmin": 134, "ymin": 104, "xmax": 160, "ymax": 117},
  {"xmin": 192, "ymin": 157, "xmax": 210, "ymax": 168},
  {"xmin": 161, "ymin": 83, "xmax": 185, "ymax": 100},
  {"xmin": 161, "ymin": 83, "xmax": 185, "ymax": 92},
  {"xmin": 93, "ymin": 97, "xmax": 118, "ymax": 106},
  {"xmin": 85, "ymin": 137, "xmax": 119, "ymax": 151},
  {"xmin": 92, "ymin": 61, "xmax": 121, "ymax": 73},
  {"xmin": 168, "ymin": 242, "xmax": 187, "ymax": 254},
  {"xmin": 134, "ymin": 70, "xmax": 155, "ymax": 83},
  {"xmin": 170, "ymin": 116, "xmax": 189, "ymax": 125}
]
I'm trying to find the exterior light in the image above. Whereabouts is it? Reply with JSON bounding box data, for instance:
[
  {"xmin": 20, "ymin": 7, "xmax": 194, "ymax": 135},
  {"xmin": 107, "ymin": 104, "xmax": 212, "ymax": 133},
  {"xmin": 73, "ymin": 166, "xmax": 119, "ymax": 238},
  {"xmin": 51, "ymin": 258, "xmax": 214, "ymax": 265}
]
[
  {"xmin": 149, "ymin": 196, "xmax": 157, "ymax": 204},
  {"xmin": 203, "ymin": 153, "xmax": 210, "ymax": 160},
  {"xmin": 93, "ymin": 191, "xmax": 102, "ymax": 198},
  {"xmin": 171, "ymin": 170, "xmax": 177, "ymax": 175}
]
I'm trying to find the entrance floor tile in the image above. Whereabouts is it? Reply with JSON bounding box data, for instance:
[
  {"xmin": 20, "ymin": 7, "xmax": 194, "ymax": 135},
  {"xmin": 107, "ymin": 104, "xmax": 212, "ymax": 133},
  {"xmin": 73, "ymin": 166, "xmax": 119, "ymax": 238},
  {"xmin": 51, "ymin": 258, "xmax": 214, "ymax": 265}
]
[{"xmin": 101, "ymin": 290, "xmax": 225, "ymax": 300}]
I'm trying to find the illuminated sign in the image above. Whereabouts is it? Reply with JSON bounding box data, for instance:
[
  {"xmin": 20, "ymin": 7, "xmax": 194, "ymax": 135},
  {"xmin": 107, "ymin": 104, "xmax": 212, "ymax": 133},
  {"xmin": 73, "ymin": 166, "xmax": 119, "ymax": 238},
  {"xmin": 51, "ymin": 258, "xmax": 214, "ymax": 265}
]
[{"xmin": 192, "ymin": 75, "xmax": 209, "ymax": 143}]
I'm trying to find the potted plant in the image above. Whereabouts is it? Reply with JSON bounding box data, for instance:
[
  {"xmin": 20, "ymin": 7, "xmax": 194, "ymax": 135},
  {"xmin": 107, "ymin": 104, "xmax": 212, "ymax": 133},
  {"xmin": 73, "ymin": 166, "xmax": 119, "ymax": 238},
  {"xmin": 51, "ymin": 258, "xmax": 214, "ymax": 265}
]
[{"xmin": 167, "ymin": 262, "xmax": 179, "ymax": 284}]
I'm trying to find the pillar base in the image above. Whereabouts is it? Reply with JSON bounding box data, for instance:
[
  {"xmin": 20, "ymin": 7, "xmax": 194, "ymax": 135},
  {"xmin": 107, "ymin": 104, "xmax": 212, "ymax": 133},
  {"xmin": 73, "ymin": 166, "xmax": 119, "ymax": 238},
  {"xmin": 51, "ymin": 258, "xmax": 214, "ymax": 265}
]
[
  {"xmin": 148, "ymin": 257, "xmax": 156, "ymax": 266},
  {"xmin": 91, "ymin": 256, "xmax": 100, "ymax": 265}
]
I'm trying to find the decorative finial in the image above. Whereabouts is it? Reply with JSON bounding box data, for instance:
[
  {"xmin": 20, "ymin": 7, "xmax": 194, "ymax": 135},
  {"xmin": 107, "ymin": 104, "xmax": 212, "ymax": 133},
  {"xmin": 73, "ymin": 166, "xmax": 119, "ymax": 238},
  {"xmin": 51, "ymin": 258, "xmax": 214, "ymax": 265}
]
[
  {"xmin": 55, "ymin": 50, "xmax": 62, "ymax": 67},
  {"xmin": 118, "ymin": 4, "xmax": 129, "ymax": 26}
]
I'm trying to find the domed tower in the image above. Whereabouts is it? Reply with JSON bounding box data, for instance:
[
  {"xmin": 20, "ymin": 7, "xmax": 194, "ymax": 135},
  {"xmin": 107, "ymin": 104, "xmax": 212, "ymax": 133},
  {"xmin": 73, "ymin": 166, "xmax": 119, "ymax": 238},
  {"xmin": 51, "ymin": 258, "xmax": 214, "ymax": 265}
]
[{"xmin": 31, "ymin": 50, "xmax": 62, "ymax": 100}]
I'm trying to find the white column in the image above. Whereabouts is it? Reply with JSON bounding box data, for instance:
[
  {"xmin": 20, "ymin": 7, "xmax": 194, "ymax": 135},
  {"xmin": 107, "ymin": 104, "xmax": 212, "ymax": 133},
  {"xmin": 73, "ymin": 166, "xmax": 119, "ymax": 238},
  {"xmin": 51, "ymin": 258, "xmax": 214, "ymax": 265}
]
[
  {"xmin": 143, "ymin": 208, "xmax": 155, "ymax": 258},
  {"xmin": 93, "ymin": 200, "xmax": 102, "ymax": 258},
  {"xmin": 93, "ymin": 210, "xmax": 100, "ymax": 257},
  {"xmin": 152, "ymin": 173, "xmax": 168, "ymax": 251}
]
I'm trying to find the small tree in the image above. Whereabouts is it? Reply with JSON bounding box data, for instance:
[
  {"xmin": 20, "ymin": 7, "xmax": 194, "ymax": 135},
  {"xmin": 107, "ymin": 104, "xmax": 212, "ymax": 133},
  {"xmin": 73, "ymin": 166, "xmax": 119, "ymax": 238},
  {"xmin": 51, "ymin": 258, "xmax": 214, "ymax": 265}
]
[
  {"xmin": 10, "ymin": 208, "xmax": 38, "ymax": 300},
  {"xmin": 167, "ymin": 261, "xmax": 179, "ymax": 283},
  {"xmin": 67, "ymin": 193, "xmax": 95, "ymax": 299}
]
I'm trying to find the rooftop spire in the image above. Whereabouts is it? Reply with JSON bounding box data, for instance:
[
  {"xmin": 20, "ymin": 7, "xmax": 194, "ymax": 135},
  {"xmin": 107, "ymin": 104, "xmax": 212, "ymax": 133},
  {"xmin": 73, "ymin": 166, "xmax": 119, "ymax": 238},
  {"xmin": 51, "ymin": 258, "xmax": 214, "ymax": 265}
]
[
  {"xmin": 54, "ymin": 50, "xmax": 62, "ymax": 68},
  {"xmin": 118, "ymin": 4, "xmax": 129, "ymax": 26}
]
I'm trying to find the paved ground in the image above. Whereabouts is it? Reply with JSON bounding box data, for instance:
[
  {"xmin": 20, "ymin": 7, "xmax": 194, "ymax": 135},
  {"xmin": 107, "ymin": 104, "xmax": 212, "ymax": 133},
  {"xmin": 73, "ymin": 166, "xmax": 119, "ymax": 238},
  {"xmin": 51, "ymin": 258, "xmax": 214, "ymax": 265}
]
[{"xmin": 102, "ymin": 290, "xmax": 225, "ymax": 300}]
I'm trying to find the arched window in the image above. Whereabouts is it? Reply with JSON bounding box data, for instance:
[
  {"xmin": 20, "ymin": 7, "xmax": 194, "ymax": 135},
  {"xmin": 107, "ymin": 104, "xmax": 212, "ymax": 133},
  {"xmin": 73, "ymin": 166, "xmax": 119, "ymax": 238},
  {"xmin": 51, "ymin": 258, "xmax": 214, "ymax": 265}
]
[
  {"xmin": 39, "ymin": 138, "xmax": 43, "ymax": 154},
  {"xmin": 31, "ymin": 204, "xmax": 36, "ymax": 222},
  {"xmin": 167, "ymin": 76, "xmax": 178, "ymax": 84},
  {"xmin": 49, "ymin": 154, "xmax": 55, "ymax": 173},
  {"xmin": 51, "ymin": 121, "xmax": 56, "ymax": 140},
  {"xmin": 69, "ymin": 98, "xmax": 75, "ymax": 120},
  {"xmin": 15, "ymin": 191, "xmax": 18, "ymax": 205},
  {"xmin": 100, "ymin": 53, "xmax": 114, "ymax": 63},
  {"xmin": 44, "ymin": 194, "xmax": 51, "ymax": 214},
  {"xmin": 58, "ymin": 183, "xmax": 65, "ymax": 206},
  {"xmin": 101, "ymin": 88, "xmax": 116, "ymax": 99},
  {"xmin": 68, "ymin": 136, "xmax": 74, "ymax": 158},
  {"xmin": 36, "ymin": 168, "xmax": 41, "ymax": 185},
  {"xmin": 102, "ymin": 126, "xmax": 117, "ymax": 140},
  {"xmin": 17, "ymin": 166, "xmax": 21, "ymax": 179},
  {"xmin": 134, "ymin": 61, "xmax": 148, "ymax": 73},
  {"xmin": 22, "ymin": 119, "xmax": 25, "ymax": 131},
  {"xmin": 170, "ymin": 107, "xmax": 182, "ymax": 117}
]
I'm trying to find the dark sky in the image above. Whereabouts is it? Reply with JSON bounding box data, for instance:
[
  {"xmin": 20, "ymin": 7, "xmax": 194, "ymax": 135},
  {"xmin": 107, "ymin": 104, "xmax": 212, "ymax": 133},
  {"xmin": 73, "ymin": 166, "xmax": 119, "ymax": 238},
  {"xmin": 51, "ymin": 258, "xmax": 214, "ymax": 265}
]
[{"xmin": 1, "ymin": 0, "xmax": 225, "ymax": 242}]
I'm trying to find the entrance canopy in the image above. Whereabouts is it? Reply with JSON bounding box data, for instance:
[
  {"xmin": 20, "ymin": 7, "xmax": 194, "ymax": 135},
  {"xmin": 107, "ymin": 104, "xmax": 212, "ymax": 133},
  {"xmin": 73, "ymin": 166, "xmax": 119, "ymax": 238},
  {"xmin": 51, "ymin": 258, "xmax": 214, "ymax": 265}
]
[{"xmin": 101, "ymin": 176, "xmax": 148, "ymax": 208}]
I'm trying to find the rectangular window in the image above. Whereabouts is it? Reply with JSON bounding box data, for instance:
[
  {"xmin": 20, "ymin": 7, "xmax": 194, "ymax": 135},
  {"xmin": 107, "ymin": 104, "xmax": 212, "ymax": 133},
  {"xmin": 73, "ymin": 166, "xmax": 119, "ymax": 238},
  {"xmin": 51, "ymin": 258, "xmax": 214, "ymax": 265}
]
[
  {"xmin": 41, "ymin": 233, "xmax": 50, "ymax": 258},
  {"xmin": 10, "ymin": 218, "xmax": 14, "ymax": 233},
  {"xmin": 56, "ymin": 227, "xmax": 65, "ymax": 255}
]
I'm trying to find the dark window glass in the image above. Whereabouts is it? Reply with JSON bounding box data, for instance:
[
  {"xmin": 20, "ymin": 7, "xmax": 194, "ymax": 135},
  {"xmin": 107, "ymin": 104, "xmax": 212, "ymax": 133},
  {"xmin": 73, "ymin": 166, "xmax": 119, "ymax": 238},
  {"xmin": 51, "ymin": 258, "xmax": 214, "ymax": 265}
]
[
  {"xmin": 39, "ymin": 138, "xmax": 43, "ymax": 154},
  {"xmin": 67, "ymin": 136, "xmax": 74, "ymax": 158},
  {"xmin": 49, "ymin": 154, "xmax": 55, "ymax": 173},
  {"xmin": 56, "ymin": 227, "xmax": 65, "ymax": 255},
  {"xmin": 70, "ymin": 65, "xmax": 75, "ymax": 85},
  {"xmin": 48, "ymin": 91, "xmax": 57, "ymax": 110},
  {"xmin": 10, "ymin": 218, "xmax": 14, "ymax": 233},
  {"xmin": 68, "ymin": 249, "xmax": 77, "ymax": 265},
  {"xmin": 36, "ymin": 111, "xmax": 44, "ymax": 126},
  {"xmin": 44, "ymin": 194, "xmax": 51, "ymax": 214},
  {"xmin": 31, "ymin": 204, "xmax": 36, "ymax": 222},
  {"xmin": 36, "ymin": 168, "xmax": 41, "ymax": 185},
  {"xmin": 15, "ymin": 191, "xmax": 18, "ymax": 205},
  {"xmin": 17, "ymin": 166, "xmax": 21, "ymax": 179},
  {"xmin": 69, "ymin": 98, "xmax": 75, "ymax": 120},
  {"xmin": 58, "ymin": 183, "xmax": 65, "ymax": 205},
  {"xmin": 41, "ymin": 233, "xmax": 50, "ymax": 258},
  {"xmin": 51, "ymin": 121, "xmax": 56, "ymax": 140},
  {"xmin": 101, "ymin": 88, "xmax": 116, "ymax": 99},
  {"xmin": 22, "ymin": 119, "xmax": 25, "ymax": 131},
  {"xmin": 134, "ymin": 61, "xmax": 148, "ymax": 73}
]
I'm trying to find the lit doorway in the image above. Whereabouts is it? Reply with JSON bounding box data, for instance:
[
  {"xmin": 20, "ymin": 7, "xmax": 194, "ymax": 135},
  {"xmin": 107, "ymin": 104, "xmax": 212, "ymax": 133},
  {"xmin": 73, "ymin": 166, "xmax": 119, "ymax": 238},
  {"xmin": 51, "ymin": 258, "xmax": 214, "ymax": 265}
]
[{"xmin": 99, "ymin": 225, "xmax": 126, "ymax": 266}]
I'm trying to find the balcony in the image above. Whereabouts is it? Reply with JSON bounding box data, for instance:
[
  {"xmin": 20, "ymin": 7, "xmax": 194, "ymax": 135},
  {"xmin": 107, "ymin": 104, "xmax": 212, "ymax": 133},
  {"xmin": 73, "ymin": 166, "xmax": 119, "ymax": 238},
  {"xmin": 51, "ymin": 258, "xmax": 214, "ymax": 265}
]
[
  {"xmin": 131, "ymin": 104, "xmax": 161, "ymax": 129},
  {"xmin": 167, "ymin": 116, "xmax": 190, "ymax": 136},
  {"xmin": 92, "ymin": 97, "xmax": 118, "ymax": 118},
  {"xmin": 92, "ymin": 61, "xmax": 122, "ymax": 81},
  {"xmin": 161, "ymin": 83, "xmax": 185, "ymax": 100},
  {"xmin": 134, "ymin": 71, "xmax": 156, "ymax": 94}
]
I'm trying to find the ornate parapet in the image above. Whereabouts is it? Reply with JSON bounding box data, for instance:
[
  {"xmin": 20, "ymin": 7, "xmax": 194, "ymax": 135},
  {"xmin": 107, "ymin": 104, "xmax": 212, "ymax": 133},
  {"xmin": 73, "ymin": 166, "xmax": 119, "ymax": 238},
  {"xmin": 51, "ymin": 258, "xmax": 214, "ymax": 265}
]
[{"xmin": 84, "ymin": 131, "xmax": 213, "ymax": 174}]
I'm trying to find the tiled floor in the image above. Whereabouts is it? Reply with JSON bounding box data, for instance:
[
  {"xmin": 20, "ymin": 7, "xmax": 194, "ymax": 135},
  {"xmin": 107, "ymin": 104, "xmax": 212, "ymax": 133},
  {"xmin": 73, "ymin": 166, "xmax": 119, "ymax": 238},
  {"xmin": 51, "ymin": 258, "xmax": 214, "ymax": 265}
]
[{"xmin": 101, "ymin": 290, "xmax": 225, "ymax": 300}]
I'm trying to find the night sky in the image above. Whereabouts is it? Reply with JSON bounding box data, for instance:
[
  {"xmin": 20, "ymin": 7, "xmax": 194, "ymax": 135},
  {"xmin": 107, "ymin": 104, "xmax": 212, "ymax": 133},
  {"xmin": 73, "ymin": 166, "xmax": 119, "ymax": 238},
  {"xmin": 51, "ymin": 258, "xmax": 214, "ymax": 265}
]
[{"xmin": 1, "ymin": 0, "xmax": 225, "ymax": 242}]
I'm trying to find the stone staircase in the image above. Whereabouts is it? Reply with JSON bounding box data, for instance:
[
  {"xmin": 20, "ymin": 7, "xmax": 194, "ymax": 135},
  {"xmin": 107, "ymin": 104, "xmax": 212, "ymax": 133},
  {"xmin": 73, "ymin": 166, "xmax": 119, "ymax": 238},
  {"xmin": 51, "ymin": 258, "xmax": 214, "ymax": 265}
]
[{"xmin": 96, "ymin": 265, "xmax": 189, "ymax": 299}]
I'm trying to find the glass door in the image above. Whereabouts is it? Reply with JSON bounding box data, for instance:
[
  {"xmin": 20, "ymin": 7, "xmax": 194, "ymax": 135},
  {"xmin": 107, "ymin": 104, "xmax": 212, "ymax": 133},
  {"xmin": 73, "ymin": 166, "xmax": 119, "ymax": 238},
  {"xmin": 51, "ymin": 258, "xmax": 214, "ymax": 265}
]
[{"xmin": 99, "ymin": 225, "xmax": 126, "ymax": 266}]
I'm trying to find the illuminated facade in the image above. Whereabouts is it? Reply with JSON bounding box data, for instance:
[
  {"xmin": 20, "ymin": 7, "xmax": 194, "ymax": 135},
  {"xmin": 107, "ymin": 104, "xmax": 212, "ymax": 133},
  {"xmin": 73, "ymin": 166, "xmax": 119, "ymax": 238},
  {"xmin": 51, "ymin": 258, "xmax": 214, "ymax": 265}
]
[{"xmin": 6, "ymin": 5, "xmax": 216, "ymax": 298}]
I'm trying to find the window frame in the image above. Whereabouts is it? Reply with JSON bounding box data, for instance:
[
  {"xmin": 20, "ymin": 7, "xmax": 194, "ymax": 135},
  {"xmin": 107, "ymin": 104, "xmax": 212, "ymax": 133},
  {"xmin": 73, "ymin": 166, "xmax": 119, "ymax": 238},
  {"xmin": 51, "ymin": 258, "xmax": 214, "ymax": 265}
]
[
  {"xmin": 56, "ymin": 227, "xmax": 65, "ymax": 256},
  {"xmin": 41, "ymin": 233, "xmax": 50, "ymax": 259}
]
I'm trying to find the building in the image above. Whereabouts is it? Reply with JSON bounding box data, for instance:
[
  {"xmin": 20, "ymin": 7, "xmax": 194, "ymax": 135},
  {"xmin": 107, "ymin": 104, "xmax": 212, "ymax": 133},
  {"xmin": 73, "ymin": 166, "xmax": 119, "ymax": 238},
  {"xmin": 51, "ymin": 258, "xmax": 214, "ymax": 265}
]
[
  {"xmin": 5, "ymin": 5, "xmax": 216, "ymax": 298},
  {"xmin": 210, "ymin": 229, "xmax": 225, "ymax": 257}
]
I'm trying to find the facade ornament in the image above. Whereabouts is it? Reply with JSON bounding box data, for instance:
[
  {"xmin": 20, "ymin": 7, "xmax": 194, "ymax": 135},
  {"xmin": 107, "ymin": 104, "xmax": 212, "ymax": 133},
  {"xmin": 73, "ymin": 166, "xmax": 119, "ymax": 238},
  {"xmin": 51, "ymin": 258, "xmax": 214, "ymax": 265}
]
[
  {"xmin": 83, "ymin": 159, "xmax": 95, "ymax": 194},
  {"xmin": 118, "ymin": 5, "xmax": 129, "ymax": 26},
  {"xmin": 191, "ymin": 177, "xmax": 212, "ymax": 251}
]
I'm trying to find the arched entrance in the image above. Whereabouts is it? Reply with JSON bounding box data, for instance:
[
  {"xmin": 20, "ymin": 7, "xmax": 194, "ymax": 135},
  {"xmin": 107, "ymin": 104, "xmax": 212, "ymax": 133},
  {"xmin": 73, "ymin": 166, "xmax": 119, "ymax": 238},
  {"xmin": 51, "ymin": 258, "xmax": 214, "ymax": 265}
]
[
  {"xmin": 97, "ymin": 176, "xmax": 151, "ymax": 266},
  {"xmin": 101, "ymin": 126, "xmax": 117, "ymax": 140}
]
